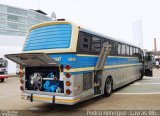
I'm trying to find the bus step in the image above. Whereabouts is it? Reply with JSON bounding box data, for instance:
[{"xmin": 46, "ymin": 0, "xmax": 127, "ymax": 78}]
[
  {"xmin": 93, "ymin": 94, "xmax": 102, "ymax": 98},
  {"xmin": 94, "ymin": 86, "xmax": 101, "ymax": 95}
]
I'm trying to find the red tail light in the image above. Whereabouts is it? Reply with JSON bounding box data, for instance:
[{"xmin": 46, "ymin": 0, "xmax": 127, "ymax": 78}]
[
  {"xmin": 20, "ymin": 86, "xmax": 24, "ymax": 91},
  {"xmin": 19, "ymin": 71, "xmax": 24, "ymax": 77},
  {"xmin": 65, "ymin": 64, "xmax": 71, "ymax": 70},
  {"xmin": 20, "ymin": 65, "xmax": 23, "ymax": 70},
  {"xmin": 66, "ymin": 89, "xmax": 71, "ymax": 95},
  {"xmin": 20, "ymin": 78, "xmax": 24, "ymax": 84},
  {"xmin": 66, "ymin": 73, "xmax": 71, "ymax": 78}
]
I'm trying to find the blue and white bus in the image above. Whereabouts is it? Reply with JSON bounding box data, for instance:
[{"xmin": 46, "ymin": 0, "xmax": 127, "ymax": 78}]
[{"xmin": 6, "ymin": 20, "xmax": 148, "ymax": 105}]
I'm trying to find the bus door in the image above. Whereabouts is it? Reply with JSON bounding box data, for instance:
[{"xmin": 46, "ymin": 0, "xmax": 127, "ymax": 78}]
[{"xmin": 144, "ymin": 52, "xmax": 153, "ymax": 77}]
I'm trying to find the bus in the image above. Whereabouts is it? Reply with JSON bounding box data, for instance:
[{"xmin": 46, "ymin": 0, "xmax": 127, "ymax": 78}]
[
  {"xmin": 0, "ymin": 58, "xmax": 8, "ymax": 82},
  {"xmin": 5, "ymin": 20, "xmax": 149, "ymax": 105}
]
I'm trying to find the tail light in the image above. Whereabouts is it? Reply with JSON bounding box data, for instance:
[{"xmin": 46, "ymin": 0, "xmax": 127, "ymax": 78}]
[
  {"xmin": 20, "ymin": 86, "xmax": 24, "ymax": 91},
  {"xmin": 20, "ymin": 65, "xmax": 24, "ymax": 70},
  {"xmin": 66, "ymin": 89, "xmax": 71, "ymax": 95},
  {"xmin": 19, "ymin": 71, "xmax": 24, "ymax": 77},
  {"xmin": 19, "ymin": 65, "xmax": 24, "ymax": 77},
  {"xmin": 20, "ymin": 78, "xmax": 24, "ymax": 84},
  {"xmin": 65, "ymin": 64, "xmax": 71, "ymax": 70},
  {"xmin": 66, "ymin": 73, "xmax": 71, "ymax": 78},
  {"xmin": 66, "ymin": 81, "xmax": 71, "ymax": 86}
]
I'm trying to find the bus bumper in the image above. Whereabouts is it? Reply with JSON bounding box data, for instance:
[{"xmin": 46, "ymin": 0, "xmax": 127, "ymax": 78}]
[
  {"xmin": 0, "ymin": 75, "xmax": 8, "ymax": 79},
  {"xmin": 21, "ymin": 93, "xmax": 81, "ymax": 105}
]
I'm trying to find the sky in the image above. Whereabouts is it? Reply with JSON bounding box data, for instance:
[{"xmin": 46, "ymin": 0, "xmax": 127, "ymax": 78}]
[{"xmin": 1, "ymin": 0, "xmax": 160, "ymax": 51}]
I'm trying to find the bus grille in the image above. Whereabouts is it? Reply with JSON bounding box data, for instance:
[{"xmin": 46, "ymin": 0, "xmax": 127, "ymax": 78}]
[{"xmin": 83, "ymin": 72, "xmax": 92, "ymax": 90}]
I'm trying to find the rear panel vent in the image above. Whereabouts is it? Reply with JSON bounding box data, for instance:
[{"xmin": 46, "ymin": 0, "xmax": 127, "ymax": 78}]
[{"xmin": 83, "ymin": 72, "xmax": 93, "ymax": 91}]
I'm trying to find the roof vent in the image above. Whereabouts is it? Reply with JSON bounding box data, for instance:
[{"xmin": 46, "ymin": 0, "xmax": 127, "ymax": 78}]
[{"xmin": 57, "ymin": 19, "xmax": 66, "ymax": 21}]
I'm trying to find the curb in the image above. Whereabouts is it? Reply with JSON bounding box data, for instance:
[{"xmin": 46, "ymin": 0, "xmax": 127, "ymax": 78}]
[{"xmin": 7, "ymin": 74, "xmax": 18, "ymax": 78}]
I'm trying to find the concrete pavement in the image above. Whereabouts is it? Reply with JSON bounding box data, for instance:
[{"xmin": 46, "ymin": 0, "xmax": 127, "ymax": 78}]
[{"xmin": 0, "ymin": 69, "xmax": 160, "ymax": 116}]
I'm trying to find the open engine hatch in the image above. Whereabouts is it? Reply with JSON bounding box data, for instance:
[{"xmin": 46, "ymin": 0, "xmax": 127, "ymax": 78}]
[{"xmin": 5, "ymin": 53, "xmax": 57, "ymax": 66}]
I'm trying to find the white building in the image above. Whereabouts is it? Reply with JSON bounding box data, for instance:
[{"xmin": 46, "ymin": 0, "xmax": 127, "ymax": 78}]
[{"xmin": 0, "ymin": 4, "xmax": 52, "ymax": 74}]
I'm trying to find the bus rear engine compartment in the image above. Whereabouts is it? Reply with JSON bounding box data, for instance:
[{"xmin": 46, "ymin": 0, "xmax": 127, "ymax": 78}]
[{"xmin": 25, "ymin": 67, "xmax": 64, "ymax": 93}]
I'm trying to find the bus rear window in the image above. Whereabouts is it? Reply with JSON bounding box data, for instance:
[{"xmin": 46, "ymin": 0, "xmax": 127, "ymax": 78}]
[{"xmin": 23, "ymin": 24, "xmax": 72, "ymax": 51}]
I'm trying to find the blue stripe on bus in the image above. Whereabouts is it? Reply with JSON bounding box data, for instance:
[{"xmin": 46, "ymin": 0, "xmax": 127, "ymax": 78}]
[
  {"xmin": 48, "ymin": 54, "xmax": 139, "ymax": 69},
  {"xmin": 23, "ymin": 24, "xmax": 72, "ymax": 51}
]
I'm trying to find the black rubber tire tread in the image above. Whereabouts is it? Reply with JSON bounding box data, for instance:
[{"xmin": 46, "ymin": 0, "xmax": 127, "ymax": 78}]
[
  {"xmin": 0, "ymin": 78, "xmax": 4, "ymax": 82},
  {"xmin": 104, "ymin": 77, "xmax": 112, "ymax": 97}
]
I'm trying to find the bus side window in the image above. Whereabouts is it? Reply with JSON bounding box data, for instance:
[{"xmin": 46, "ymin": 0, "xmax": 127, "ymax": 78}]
[
  {"xmin": 77, "ymin": 32, "xmax": 91, "ymax": 53},
  {"xmin": 121, "ymin": 44, "xmax": 126, "ymax": 55},
  {"xmin": 138, "ymin": 49, "xmax": 143, "ymax": 63},
  {"xmin": 130, "ymin": 46, "xmax": 133, "ymax": 56},
  {"xmin": 91, "ymin": 37, "xmax": 101, "ymax": 54},
  {"xmin": 126, "ymin": 45, "xmax": 129, "ymax": 56},
  {"xmin": 133, "ymin": 47, "xmax": 136, "ymax": 54},
  {"xmin": 133, "ymin": 47, "xmax": 138, "ymax": 56},
  {"xmin": 118, "ymin": 43, "xmax": 121, "ymax": 55},
  {"xmin": 136, "ymin": 48, "xmax": 139, "ymax": 53},
  {"xmin": 135, "ymin": 48, "xmax": 139, "ymax": 56},
  {"xmin": 110, "ymin": 41, "xmax": 118, "ymax": 55}
]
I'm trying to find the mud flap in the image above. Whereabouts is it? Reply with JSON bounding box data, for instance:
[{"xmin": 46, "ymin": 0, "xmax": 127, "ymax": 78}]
[{"xmin": 145, "ymin": 69, "xmax": 153, "ymax": 77}]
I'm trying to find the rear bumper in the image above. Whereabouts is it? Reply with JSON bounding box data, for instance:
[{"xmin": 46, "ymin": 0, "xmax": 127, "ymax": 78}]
[
  {"xmin": 0, "ymin": 75, "xmax": 8, "ymax": 79},
  {"xmin": 21, "ymin": 92, "xmax": 81, "ymax": 105}
]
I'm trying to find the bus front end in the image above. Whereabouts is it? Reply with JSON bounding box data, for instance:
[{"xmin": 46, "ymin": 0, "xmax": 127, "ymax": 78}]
[
  {"xmin": 0, "ymin": 58, "xmax": 8, "ymax": 82},
  {"xmin": 5, "ymin": 21, "xmax": 81, "ymax": 105}
]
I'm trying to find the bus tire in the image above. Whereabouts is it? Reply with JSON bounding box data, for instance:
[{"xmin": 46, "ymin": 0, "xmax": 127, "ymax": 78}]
[
  {"xmin": 0, "ymin": 78, "xmax": 4, "ymax": 82},
  {"xmin": 104, "ymin": 77, "xmax": 112, "ymax": 97},
  {"xmin": 139, "ymin": 70, "xmax": 144, "ymax": 80}
]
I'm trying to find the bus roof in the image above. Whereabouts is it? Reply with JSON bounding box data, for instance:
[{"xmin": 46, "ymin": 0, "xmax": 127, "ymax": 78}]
[{"xmin": 28, "ymin": 21, "xmax": 73, "ymax": 32}]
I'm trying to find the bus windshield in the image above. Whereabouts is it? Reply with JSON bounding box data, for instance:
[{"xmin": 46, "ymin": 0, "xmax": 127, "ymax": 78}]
[
  {"xmin": 23, "ymin": 24, "xmax": 72, "ymax": 51},
  {"xmin": 0, "ymin": 60, "xmax": 7, "ymax": 68}
]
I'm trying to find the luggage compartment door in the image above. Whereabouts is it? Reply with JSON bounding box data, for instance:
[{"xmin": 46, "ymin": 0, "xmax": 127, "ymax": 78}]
[{"xmin": 5, "ymin": 53, "xmax": 57, "ymax": 66}]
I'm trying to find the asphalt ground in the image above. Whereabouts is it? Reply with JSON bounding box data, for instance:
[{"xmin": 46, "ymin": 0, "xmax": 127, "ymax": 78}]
[{"xmin": 0, "ymin": 69, "xmax": 160, "ymax": 116}]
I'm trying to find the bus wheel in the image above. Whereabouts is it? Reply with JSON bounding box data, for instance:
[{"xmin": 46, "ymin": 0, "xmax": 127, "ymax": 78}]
[
  {"xmin": 0, "ymin": 78, "xmax": 4, "ymax": 82},
  {"xmin": 104, "ymin": 77, "xmax": 112, "ymax": 97},
  {"xmin": 139, "ymin": 70, "xmax": 144, "ymax": 80}
]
